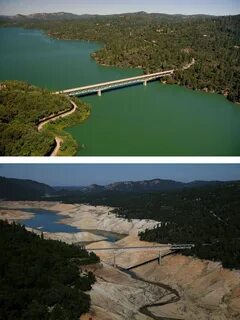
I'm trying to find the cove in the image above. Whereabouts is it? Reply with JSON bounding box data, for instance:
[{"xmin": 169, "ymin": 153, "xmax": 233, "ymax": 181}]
[
  {"xmin": 1, "ymin": 27, "xmax": 240, "ymax": 156},
  {"xmin": 0, "ymin": 28, "xmax": 140, "ymax": 90},
  {"xmin": 20, "ymin": 208, "xmax": 124, "ymax": 242}
]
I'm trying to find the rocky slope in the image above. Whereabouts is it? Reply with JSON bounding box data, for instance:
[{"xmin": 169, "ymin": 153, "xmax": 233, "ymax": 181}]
[
  {"xmin": 56, "ymin": 203, "xmax": 159, "ymax": 235},
  {"xmin": 134, "ymin": 255, "xmax": 240, "ymax": 320},
  {"xmin": 86, "ymin": 235, "xmax": 240, "ymax": 320}
]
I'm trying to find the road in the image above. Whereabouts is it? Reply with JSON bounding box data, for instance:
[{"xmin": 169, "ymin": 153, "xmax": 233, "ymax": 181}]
[
  {"xmin": 182, "ymin": 58, "xmax": 195, "ymax": 70},
  {"xmin": 37, "ymin": 100, "xmax": 78, "ymax": 156},
  {"xmin": 50, "ymin": 137, "xmax": 63, "ymax": 157}
]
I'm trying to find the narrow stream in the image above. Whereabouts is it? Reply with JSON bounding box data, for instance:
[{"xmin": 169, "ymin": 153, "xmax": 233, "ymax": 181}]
[{"xmin": 118, "ymin": 265, "xmax": 182, "ymax": 320}]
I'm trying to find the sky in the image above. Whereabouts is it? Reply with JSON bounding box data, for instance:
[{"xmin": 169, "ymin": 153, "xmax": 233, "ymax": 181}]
[
  {"xmin": 0, "ymin": 164, "xmax": 240, "ymax": 186},
  {"xmin": 0, "ymin": 0, "xmax": 239, "ymax": 16}
]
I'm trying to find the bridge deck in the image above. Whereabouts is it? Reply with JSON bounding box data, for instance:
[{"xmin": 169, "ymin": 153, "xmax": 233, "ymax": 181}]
[
  {"xmin": 88, "ymin": 244, "xmax": 194, "ymax": 252},
  {"xmin": 56, "ymin": 69, "xmax": 174, "ymax": 95}
]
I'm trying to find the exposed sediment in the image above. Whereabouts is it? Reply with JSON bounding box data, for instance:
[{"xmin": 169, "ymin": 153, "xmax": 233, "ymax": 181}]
[
  {"xmin": 133, "ymin": 256, "xmax": 240, "ymax": 320},
  {"xmin": 0, "ymin": 208, "xmax": 34, "ymax": 220},
  {"xmin": 1, "ymin": 201, "xmax": 240, "ymax": 319}
]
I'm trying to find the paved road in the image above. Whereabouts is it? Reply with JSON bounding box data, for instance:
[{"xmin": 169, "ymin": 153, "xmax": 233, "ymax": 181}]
[
  {"xmin": 37, "ymin": 100, "xmax": 77, "ymax": 156},
  {"xmin": 88, "ymin": 245, "xmax": 172, "ymax": 252},
  {"xmin": 38, "ymin": 100, "xmax": 77, "ymax": 131}
]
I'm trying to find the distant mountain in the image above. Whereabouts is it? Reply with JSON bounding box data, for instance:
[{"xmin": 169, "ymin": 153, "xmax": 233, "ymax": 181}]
[
  {"xmin": 0, "ymin": 176, "xmax": 236, "ymax": 201},
  {"xmin": 105, "ymin": 179, "xmax": 185, "ymax": 192},
  {"xmin": 0, "ymin": 11, "xmax": 215, "ymax": 22},
  {"xmin": 25, "ymin": 12, "xmax": 91, "ymax": 20},
  {"xmin": 0, "ymin": 176, "xmax": 56, "ymax": 200},
  {"xmin": 0, "ymin": 12, "xmax": 100, "ymax": 21},
  {"xmin": 60, "ymin": 179, "xmax": 226, "ymax": 193}
]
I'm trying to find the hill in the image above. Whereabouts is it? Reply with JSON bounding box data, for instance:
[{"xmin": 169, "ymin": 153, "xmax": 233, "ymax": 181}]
[
  {"xmin": 58, "ymin": 178, "xmax": 223, "ymax": 193},
  {"xmin": 0, "ymin": 220, "xmax": 99, "ymax": 320},
  {"xmin": 1, "ymin": 176, "xmax": 240, "ymax": 267},
  {"xmin": 0, "ymin": 176, "xmax": 234, "ymax": 200},
  {"xmin": 6, "ymin": 11, "xmax": 239, "ymax": 103},
  {"xmin": 54, "ymin": 179, "xmax": 240, "ymax": 269},
  {"xmin": 0, "ymin": 80, "xmax": 90, "ymax": 156},
  {"xmin": 0, "ymin": 176, "xmax": 56, "ymax": 200},
  {"xmin": 0, "ymin": 11, "xmax": 214, "ymax": 22}
]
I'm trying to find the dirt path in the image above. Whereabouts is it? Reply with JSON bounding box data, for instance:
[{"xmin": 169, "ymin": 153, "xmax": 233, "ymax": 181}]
[{"xmin": 37, "ymin": 100, "xmax": 78, "ymax": 156}]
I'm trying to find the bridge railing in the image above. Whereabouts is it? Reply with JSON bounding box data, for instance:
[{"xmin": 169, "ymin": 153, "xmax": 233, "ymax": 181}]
[
  {"xmin": 56, "ymin": 69, "xmax": 174, "ymax": 95},
  {"xmin": 87, "ymin": 244, "xmax": 194, "ymax": 252}
]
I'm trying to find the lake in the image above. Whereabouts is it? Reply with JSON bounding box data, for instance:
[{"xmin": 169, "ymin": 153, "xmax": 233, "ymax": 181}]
[
  {"xmin": 1, "ymin": 27, "xmax": 240, "ymax": 156},
  {"xmin": 20, "ymin": 208, "xmax": 124, "ymax": 242}
]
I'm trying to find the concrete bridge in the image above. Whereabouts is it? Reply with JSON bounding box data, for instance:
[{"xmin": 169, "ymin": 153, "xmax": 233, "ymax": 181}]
[
  {"xmin": 88, "ymin": 244, "xmax": 194, "ymax": 268},
  {"xmin": 56, "ymin": 69, "xmax": 174, "ymax": 97}
]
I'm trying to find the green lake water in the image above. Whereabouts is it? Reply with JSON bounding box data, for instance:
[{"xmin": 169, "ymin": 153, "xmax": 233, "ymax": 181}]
[{"xmin": 1, "ymin": 27, "xmax": 240, "ymax": 156}]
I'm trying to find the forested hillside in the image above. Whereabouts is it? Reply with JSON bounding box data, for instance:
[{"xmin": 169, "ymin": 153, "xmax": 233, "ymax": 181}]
[
  {"xmin": 53, "ymin": 181, "xmax": 240, "ymax": 269},
  {"xmin": 0, "ymin": 176, "xmax": 56, "ymax": 200},
  {"xmin": 0, "ymin": 81, "xmax": 90, "ymax": 156},
  {"xmin": 1, "ymin": 174, "xmax": 240, "ymax": 268},
  {"xmin": 7, "ymin": 12, "xmax": 240, "ymax": 103},
  {"xmin": 0, "ymin": 220, "xmax": 99, "ymax": 319}
]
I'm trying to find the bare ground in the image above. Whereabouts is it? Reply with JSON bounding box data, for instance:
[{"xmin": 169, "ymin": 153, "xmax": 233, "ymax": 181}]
[{"xmin": 1, "ymin": 201, "xmax": 240, "ymax": 320}]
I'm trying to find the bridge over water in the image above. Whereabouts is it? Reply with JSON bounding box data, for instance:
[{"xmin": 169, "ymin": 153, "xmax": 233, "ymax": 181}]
[
  {"xmin": 56, "ymin": 69, "xmax": 174, "ymax": 97},
  {"xmin": 87, "ymin": 244, "xmax": 194, "ymax": 269}
]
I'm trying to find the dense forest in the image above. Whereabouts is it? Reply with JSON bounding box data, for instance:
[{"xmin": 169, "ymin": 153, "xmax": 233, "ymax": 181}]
[
  {"xmin": 0, "ymin": 81, "xmax": 90, "ymax": 156},
  {"xmin": 0, "ymin": 174, "xmax": 239, "ymax": 268},
  {"xmin": 0, "ymin": 220, "xmax": 99, "ymax": 320},
  {"xmin": 0, "ymin": 176, "xmax": 56, "ymax": 200},
  {"xmin": 6, "ymin": 12, "xmax": 240, "ymax": 103},
  {"xmin": 51, "ymin": 181, "xmax": 240, "ymax": 269}
]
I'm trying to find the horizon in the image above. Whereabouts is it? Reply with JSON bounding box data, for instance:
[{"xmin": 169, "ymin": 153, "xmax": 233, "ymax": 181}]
[
  {"xmin": 1, "ymin": 10, "xmax": 240, "ymax": 18},
  {"xmin": 2, "ymin": 175, "xmax": 240, "ymax": 187},
  {"xmin": 0, "ymin": 0, "xmax": 239, "ymax": 17},
  {"xmin": 0, "ymin": 164, "xmax": 240, "ymax": 186}
]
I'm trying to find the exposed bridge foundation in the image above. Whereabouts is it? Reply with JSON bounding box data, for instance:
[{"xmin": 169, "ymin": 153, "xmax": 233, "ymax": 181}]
[{"xmin": 88, "ymin": 244, "xmax": 194, "ymax": 269}]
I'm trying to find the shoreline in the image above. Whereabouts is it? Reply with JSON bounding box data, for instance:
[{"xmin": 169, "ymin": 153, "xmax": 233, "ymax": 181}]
[
  {"xmin": 2, "ymin": 25, "xmax": 236, "ymax": 105},
  {"xmin": 41, "ymin": 99, "xmax": 90, "ymax": 156},
  {"xmin": 38, "ymin": 99, "xmax": 78, "ymax": 156},
  {"xmin": 43, "ymin": 27, "xmax": 239, "ymax": 106},
  {"xmin": 1, "ymin": 201, "xmax": 240, "ymax": 319}
]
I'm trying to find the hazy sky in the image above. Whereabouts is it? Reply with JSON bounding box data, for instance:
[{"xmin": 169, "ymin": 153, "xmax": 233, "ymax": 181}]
[
  {"xmin": 0, "ymin": 0, "xmax": 239, "ymax": 16},
  {"xmin": 0, "ymin": 164, "xmax": 240, "ymax": 186}
]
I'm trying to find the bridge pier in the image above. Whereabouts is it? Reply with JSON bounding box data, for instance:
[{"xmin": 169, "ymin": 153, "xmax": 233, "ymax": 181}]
[
  {"xmin": 143, "ymin": 80, "xmax": 147, "ymax": 86},
  {"xmin": 97, "ymin": 89, "xmax": 102, "ymax": 97},
  {"xmin": 113, "ymin": 251, "xmax": 116, "ymax": 268},
  {"xmin": 158, "ymin": 251, "xmax": 162, "ymax": 265}
]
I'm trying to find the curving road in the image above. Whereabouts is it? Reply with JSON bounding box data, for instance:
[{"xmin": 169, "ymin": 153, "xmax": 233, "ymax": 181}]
[
  {"xmin": 37, "ymin": 100, "xmax": 78, "ymax": 156},
  {"xmin": 182, "ymin": 58, "xmax": 195, "ymax": 70}
]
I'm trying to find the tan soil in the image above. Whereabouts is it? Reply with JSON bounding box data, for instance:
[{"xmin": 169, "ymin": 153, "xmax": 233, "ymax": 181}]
[
  {"xmin": 133, "ymin": 255, "xmax": 240, "ymax": 320},
  {"xmin": 0, "ymin": 209, "xmax": 34, "ymax": 220},
  {"xmin": 2, "ymin": 201, "xmax": 240, "ymax": 319},
  {"xmin": 0, "ymin": 202, "xmax": 158, "ymax": 235},
  {"xmin": 26, "ymin": 228, "xmax": 107, "ymax": 244}
]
